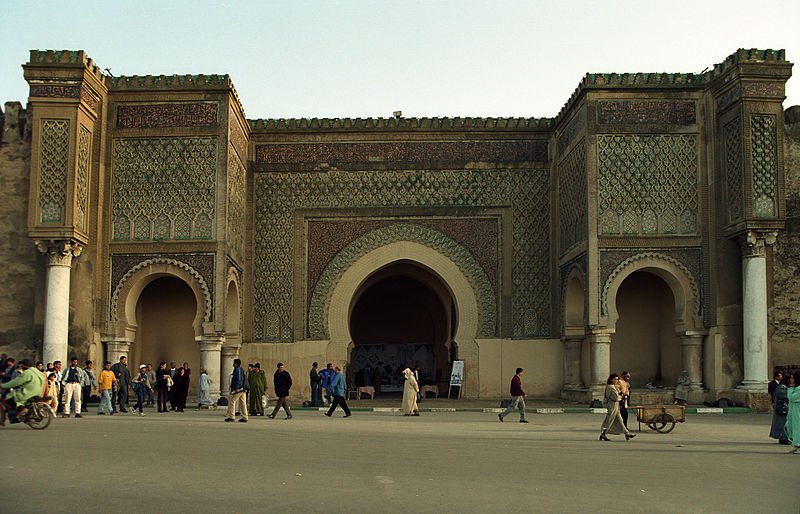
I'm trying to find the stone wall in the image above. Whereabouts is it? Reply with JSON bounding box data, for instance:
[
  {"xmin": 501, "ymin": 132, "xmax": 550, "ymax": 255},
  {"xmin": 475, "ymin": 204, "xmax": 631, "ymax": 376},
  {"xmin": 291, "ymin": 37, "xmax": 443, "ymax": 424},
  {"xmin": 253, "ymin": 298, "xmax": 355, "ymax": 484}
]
[
  {"xmin": 0, "ymin": 102, "xmax": 43, "ymax": 360},
  {"xmin": 770, "ymin": 106, "xmax": 800, "ymax": 370}
]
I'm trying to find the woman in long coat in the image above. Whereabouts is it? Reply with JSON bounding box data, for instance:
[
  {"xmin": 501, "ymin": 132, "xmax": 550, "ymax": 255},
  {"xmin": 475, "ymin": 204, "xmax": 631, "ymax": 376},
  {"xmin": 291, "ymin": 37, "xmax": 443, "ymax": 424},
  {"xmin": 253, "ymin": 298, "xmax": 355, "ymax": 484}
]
[
  {"xmin": 401, "ymin": 368, "xmax": 419, "ymax": 416},
  {"xmin": 172, "ymin": 367, "xmax": 190, "ymax": 412},
  {"xmin": 248, "ymin": 363, "xmax": 267, "ymax": 416},
  {"xmin": 599, "ymin": 373, "xmax": 635, "ymax": 441},
  {"xmin": 770, "ymin": 374, "xmax": 791, "ymax": 444},
  {"xmin": 786, "ymin": 371, "xmax": 800, "ymax": 453},
  {"xmin": 197, "ymin": 368, "xmax": 213, "ymax": 408}
]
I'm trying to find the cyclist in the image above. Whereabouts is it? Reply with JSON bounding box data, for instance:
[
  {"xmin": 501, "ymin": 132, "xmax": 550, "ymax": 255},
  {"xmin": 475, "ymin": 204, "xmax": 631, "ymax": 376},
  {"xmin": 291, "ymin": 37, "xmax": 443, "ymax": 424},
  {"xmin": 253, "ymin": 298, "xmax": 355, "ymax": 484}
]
[{"xmin": 0, "ymin": 359, "xmax": 45, "ymax": 425}]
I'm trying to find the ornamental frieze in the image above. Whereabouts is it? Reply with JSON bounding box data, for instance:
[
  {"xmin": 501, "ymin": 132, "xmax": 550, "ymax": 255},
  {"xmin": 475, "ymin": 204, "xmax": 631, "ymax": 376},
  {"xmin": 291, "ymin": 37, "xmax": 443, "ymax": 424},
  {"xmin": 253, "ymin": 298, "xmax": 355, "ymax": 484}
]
[
  {"xmin": 30, "ymin": 84, "xmax": 81, "ymax": 99},
  {"xmin": 255, "ymin": 140, "xmax": 548, "ymax": 166},
  {"xmin": 116, "ymin": 102, "xmax": 219, "ymax": 129},
  {"xmin": 596, "ymin": 100, "xmax": 696, "ymax": 126}
]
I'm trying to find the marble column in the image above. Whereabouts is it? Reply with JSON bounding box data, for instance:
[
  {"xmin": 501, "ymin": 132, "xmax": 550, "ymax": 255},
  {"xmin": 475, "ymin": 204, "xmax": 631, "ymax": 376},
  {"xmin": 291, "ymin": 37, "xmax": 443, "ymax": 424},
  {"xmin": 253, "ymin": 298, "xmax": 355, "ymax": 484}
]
[
  {"xmin": 588, "ymin": 328, "xmax": 613, "ymax": 399},
  {"xmin": 36, "ymin": 240, "xmax": 82, "ymax": 367},
  {"xmin": 198, "ymin": 335, "xmax": 224, "ymax": 400},
  {"xmin": 679, "ymin": 331, "xmax": 705, "ymax": 391},
  {"xmin": 105, "ymin": 339, "xmax": 132, "ymax": 365},
  {"xmin": 738, "ymin": 231, "xmax": 776, "ymax": 390},
  {"xmin": 561, "ymin": 337, "xmax": 583, "ymax": 389},
  {"xmin": 220, "ymin": 345, "xmax": 241, "ymax": 397}
]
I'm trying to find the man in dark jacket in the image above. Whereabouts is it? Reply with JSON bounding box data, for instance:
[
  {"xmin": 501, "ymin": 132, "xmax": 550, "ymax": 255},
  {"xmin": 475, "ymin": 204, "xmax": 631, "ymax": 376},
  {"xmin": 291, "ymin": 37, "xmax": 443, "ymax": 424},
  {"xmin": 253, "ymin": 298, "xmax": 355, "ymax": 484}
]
[
  {"xmin": 309, "ymin": 362, "xmax": 321, "ymax": 406},
  {"xmin": 268, "ymin": 363, "xmax": 293, "ymax": 419},
  {"xmin": 110, "ymin": 356, "xmax": 131, "ymax": 413},
  {"xmin": 498, "ymin": 367, "xmax": 528, "ymax": 423},
  {"xmin": 224, "ymin": 358, "xmax": 249, "ymax": 423}
]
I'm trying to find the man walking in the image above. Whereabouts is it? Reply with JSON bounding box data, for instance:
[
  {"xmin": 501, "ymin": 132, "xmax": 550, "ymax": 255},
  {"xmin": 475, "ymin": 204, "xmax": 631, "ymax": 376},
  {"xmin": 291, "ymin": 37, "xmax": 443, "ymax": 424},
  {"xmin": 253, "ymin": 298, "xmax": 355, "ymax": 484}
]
[
  {"xmin": 81, "ymin": 360, "xmax": 97, "ymax": 413},
  {"xmin": 498, "ymin": 368, "xmax": 528, "ymax": 423},
  {"xmin": 309, "ymin": 362, "xmax": 321, "ymax": 406},
  {"xmin": 324, "ymin": 366, "xmax": 351, "ymax": 418},
  {"xmin": 60, "ymin": 357, "xmax": 88, "ymax": 418},
  {"xmin": 145, "ymin": 363, "xmax": 156, "ymax": 407},
  {"xmin": 111, "ymin": 356, "xmax": 131, "ymax": 413},
  {"xmin": 319, "ymin": 362, "xmax": 334, "ymax": 406},
  {"xmin": 97, "ymin": 361, "xmax": 116, "ymax": 415},
  {"xmin": 267, "ymin": 363, "xmax": 293, "ymax": 419},
  {"xmin": 224, "ymin": 358, "xmax": 249, "ymax": 423}
]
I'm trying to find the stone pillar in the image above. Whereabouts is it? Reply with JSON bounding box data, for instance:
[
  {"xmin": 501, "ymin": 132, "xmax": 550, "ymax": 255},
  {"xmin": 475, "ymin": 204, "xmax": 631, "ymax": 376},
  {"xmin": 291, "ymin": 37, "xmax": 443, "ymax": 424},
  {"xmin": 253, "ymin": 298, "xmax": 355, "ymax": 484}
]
[
  {"xmin": 36, "ymin": 240, "xmax": 82, "ymax": 366},
  {"xmin": 198, "ymin": 335, "xmax": 224, "ymax": 400},
  {"xmin": 561, "ymin": 337, "xmax": 583, "ymax": 389},
  {"xmin": 738, "ymin": 231, "xmax": 776, "ymax": 390},
  {"xmin": 588, "ymin": 328, "xmax": 613, "ymax": 399},
  {"xmin": 679, "ymin": 331, "xmax": 705, "ymax": 391},
  {"xmin": 220, "ymin": 345, "xmax": 241, "ymax": 397},
  {"xmin": 104, "ymin": 339, "xmax": 132, "ymax": 365}
]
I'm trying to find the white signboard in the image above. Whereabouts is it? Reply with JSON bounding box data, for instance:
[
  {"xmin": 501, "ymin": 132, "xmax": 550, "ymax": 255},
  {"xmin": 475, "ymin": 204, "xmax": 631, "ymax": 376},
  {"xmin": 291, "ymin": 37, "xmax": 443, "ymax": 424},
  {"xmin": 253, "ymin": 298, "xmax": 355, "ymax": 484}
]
[{"xmin": 449, "ymin": 360, "xmax": 465, "ymax": 387}]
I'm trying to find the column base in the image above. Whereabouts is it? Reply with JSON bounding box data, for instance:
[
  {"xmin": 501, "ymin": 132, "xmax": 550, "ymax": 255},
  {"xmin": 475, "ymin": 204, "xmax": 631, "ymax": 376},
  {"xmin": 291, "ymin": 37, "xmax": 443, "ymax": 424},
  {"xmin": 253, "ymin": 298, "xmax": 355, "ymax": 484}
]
[{"xmin": 736, "ymin": 381, "xmax": 768, "ymax": 391}]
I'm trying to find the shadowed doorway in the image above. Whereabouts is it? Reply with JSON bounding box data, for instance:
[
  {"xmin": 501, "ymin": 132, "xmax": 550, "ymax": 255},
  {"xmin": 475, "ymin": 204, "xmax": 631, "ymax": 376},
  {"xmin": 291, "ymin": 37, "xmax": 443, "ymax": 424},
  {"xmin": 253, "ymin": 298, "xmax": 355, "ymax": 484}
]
[{"xmin": 349, "ymin": 262, "xmax": 455, "ymax": 394}]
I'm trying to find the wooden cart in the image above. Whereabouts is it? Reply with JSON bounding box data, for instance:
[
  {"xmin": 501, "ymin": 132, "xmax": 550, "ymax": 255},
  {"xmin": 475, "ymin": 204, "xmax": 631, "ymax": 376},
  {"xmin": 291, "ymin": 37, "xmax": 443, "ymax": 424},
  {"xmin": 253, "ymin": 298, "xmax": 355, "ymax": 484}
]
[{"xmin": 631, "ymin": 405, "xmax": 685, "ymax": 433}]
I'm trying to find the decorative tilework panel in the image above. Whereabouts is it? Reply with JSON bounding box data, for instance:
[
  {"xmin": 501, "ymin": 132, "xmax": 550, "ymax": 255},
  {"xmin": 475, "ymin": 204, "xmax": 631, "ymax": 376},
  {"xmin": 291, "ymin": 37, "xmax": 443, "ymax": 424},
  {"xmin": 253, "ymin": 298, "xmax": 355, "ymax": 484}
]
[
  {"xmin": 255, "ymin": 140, "xmax": 549, "ymax": 165},
  {"xmin": 75, "ymin": 125, "xmax": 92, "ymax": 231},
  {"xmin": 597, "ymin": 135, "xmax": 698, "ymax": 235},
  {"xmin": 724, "ymin": 118, "xmax": 744, "ymax": 223},
  {"xmin": 596, "ymin": 100, "xmax": 696, "ymax": 125},
  {"xmin": 558, "ymin": 140, "xmax": 587, "ymax": 254},
  {"xmin": 253, "ymin": 169, "xmax": 550, "ymax": 341},
  {"xmin": 116, "ymin": 103, "xmax": 218, "ymax": 129},
  {"xmin": 111, "ymin": 137, "xmax": 217, "ymax": 241},
  {"xmin": 39, "ymin": 119, "xmax": 70, "ymax": 223},
  {"xmin": 750, "ymin": 114, "xmax": 778, "ymax": 218},
  {"xmin": 226, "ymin": 147, "xmax": 246, "ymax": 259}
]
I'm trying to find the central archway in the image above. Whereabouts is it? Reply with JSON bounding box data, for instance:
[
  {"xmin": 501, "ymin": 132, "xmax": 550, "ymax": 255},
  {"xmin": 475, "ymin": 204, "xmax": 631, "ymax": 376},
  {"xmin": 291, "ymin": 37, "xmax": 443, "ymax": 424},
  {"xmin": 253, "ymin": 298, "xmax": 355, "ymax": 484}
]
[{"xmin": 349, "ymin": 262, "xmax": 454, "ymax": 393}]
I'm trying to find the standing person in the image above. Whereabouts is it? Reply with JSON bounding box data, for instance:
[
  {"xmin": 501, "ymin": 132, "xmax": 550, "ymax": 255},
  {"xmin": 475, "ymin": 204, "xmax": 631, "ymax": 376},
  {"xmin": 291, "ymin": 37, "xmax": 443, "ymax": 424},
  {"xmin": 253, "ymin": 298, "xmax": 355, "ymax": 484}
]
[
  {"xmin": 618, "ymin": 371, "xmax": 632, "ymax": 429},
  {"xmin": 309, "ymin": 362, "xmax": 321, "ymax": 406},
  {"xmin": 96, "ymin": 361, "xmax": 116, "ymax": 415},
  {"xmin": 224, "ymin": 358, "xmax": 249, "ymax": 423},
  {"xmin": 786, "ymin": 371, "xmax": 800, "ymax": 454},
  {"xmin": 268, "ymin": 363, "xmax": 293, "ymax": 419},
  {"xmin": 81, "ymin": 360, "xmax": 97, "ymax": 413},
  {"xmin": 60, "ymin": 357, "xmax": 87, "ymax": 418},
  {"xmin": 248, "ymin": 363, "xmax": 267, "ymax": 416},
  {"xmin": 319, "ymin": 363, "xmax": 334, "ymax": 406},
  {"xmin": 324, "ymin": 366, "xmax": 351, "ymax": 417},
  {"xmin": 768, "ymin": 370, "xmax": 783, "ymax": 402},
  {"xmin": 172, "ymin": 367, "xmax": 190, "ymax": 412},
  {"xmin": 401, "ymin": 368, "xmax": 420, "ymax": 416},
  {"xmin": 413, "ymin": 365, "xmax": 423, "ymax": 403},
  {"xmin": 168, "ymin": 361, "xmax": 178, "ymax": 410},
  {"xmin": 145, "ymin": 363, "xmax": 156, "ymax": 407},
  {"xmin": 155, "ymin": 362, "xmax": 170, "ymax": 412},
  {"xmin": 599, "ymin": 373, "xmax": 635, "ymax": 441},
  {"xmin": 198, "ymin": 369, "xmax": 213, "ymax": 408},
  {"xmin": 770, "ymin": 374, "xmax": 792, "ymax": 445},
  {"xmin": 44, "ymin": 372, "xmax": 59, "ymax": 413},
  {"xmin": 36, "ymin": 361, "xmax": 44, "ymax": 373},
  {"xmin": 498, "ymin": 367, "xmax": 527, "ymax": 423},
  {"xmin": 111, "ymin": 356, "xmax": 131, "ymax": 413},
  {"xmin": 132, "ymin": 364, "xmax": 152, "ymax": 416},
  {"xmin": 52, "ymin": 361, "xmax": 63, "ymax": 413}
]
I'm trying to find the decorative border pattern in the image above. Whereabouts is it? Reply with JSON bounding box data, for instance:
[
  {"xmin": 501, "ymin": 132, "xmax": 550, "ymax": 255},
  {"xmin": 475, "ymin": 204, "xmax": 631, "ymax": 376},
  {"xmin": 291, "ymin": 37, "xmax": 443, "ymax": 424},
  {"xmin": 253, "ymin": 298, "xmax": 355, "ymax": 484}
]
[
  {"xmin": 724, "ymin": 118, "xmax": 743, "ymax": 223},
  {"xmin": 750, "ymin": 114, "xmax": 778, "ymax": 218},
  {"xmin": 30, "ymin": 84, "xmax": 80, "ymax": 98},
  {"xmin": 75, "ymin": 125, "xmax": 92, "ymax": 231},
  {"xmin": 558, "ymin": 139, "xmax": 587, "ymax": 254},
  {"xmin": 116, "ymin": 102, "xmax": 218, "ymax": 129},
  {"xmin": 38, "ymin": 119, "xmax": 70, "ymax": 223},
  {"xmin": 307, "ymin": 223, "xmax": 497, "ymax": 339},
  {"xmin": 110, "ymin": 256, "xmax": 213, "ymax": 324},
  {"xmin": 596, "ymin": 100, "xmax": 696, "ymax": 125}
]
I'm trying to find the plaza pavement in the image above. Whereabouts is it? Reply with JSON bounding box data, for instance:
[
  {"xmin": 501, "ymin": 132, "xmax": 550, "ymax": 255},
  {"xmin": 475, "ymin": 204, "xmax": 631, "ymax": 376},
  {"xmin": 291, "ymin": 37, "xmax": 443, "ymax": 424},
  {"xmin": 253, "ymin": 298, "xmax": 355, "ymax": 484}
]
[{"xmin": 0, "ymin": 405, "xmax": 797, "ymax": 513}]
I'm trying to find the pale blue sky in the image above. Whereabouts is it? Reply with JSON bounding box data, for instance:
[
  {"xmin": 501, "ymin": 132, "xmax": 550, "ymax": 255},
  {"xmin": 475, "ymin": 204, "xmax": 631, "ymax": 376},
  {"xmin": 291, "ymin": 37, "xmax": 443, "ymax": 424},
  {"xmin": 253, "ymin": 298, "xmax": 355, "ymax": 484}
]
[{"xmin": 2, "ymin": 0, "xmax": 798, "ymax": 118}]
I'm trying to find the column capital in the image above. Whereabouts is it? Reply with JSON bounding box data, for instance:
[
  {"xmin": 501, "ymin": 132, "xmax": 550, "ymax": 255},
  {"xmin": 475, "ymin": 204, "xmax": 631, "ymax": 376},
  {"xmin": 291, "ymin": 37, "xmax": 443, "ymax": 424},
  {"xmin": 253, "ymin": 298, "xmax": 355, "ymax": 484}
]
[
  {"xmin": 739, "ymin": 230, "xmax": 777, "ymax": 258},
  {"xmin": 35, "ymin": 239, "xmax": 83, "ymax": 267},
  {"xmin": 587, "ymin": 327, "xmax": 614, "ymax": 344},
  {"xmin": 221, "ymin": 345, "xmax": 241, "ymax": 358}
]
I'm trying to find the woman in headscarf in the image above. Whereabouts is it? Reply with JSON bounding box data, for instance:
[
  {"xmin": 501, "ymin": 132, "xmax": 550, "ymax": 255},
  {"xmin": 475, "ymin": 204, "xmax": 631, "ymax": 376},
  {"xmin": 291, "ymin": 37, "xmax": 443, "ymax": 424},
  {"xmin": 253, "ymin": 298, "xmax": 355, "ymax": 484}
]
[
  {"xmin": 786, "ymin": 370, "xmax": 800, "ymax": 454},
  {"xmin": 197, "ymin": 368, "xmax": 213, "ymax": 409},
  {"xmin": 401, "ymin": 368, "xmax": 419, "ymax": 416},
  {"xmin": 172, "ymin": 367, "xmax": 190, "ymax": 412},
  {"xmin": 599, "ymin": 373, "xmax": 635, "ymax": 441}
]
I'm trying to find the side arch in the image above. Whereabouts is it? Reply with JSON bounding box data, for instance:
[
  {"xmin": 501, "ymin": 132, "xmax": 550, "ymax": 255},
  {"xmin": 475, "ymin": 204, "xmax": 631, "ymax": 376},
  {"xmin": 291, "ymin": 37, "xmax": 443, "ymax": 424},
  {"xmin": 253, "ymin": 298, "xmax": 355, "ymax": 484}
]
[
  {"xmin": 601, "ymin": 252, "xmax": 701, "ymax": 332},
  {"xmin": 111, "ymin": 258, "xmax": 212, "ymax": 335}
]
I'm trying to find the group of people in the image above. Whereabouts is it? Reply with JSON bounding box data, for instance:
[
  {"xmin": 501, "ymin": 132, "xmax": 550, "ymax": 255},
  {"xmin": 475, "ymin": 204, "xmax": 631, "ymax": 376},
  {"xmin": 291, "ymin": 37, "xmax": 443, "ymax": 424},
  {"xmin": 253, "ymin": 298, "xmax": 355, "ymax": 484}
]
[
  {"xmin": 768, "ymin": 369, "xmax": 800, "ymax": 453},
  {"xmin": 225, "ymin": 360, "xmax": 305, "ymax": 422}
]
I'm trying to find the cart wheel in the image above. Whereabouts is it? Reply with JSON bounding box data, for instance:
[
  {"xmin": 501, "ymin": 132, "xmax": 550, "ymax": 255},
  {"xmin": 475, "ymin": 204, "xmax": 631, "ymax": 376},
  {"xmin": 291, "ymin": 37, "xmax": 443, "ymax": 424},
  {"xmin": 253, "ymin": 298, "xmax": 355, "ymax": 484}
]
[{"xmin": 651, "ymin": 413, "xmax": 676, "ymax": 433}]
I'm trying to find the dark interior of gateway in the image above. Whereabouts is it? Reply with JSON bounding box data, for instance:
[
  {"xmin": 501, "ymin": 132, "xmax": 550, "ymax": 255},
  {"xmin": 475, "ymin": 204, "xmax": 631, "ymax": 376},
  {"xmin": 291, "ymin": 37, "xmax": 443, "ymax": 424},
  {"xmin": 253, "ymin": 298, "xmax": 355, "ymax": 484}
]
[{"xmin": 348, "ymin": 262, "xmax": 456, "ymax": 394}]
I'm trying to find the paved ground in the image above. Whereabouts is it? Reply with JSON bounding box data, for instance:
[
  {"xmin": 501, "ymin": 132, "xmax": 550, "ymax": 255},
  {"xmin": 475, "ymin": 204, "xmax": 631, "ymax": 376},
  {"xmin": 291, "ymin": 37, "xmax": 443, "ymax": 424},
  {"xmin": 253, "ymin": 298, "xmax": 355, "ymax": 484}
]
[{"xmin": 0, "ymin": 408, "xmax": 797, "ymax": 513}]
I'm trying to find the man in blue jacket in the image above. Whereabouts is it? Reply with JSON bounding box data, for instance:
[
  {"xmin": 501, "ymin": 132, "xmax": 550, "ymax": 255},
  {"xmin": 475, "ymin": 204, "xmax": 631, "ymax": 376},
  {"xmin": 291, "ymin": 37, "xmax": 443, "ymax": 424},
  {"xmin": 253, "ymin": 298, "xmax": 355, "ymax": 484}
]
[
  {"xmin": 225, "ymin": 358, "xmax": 249, "ymax": 423},
  {"xmin": 324, "ymin": 366, "xmax": 351, "ymax": 418},
  {"xmin": 319, "ymin": 363, "xmax": 334, "ymax": 406}
]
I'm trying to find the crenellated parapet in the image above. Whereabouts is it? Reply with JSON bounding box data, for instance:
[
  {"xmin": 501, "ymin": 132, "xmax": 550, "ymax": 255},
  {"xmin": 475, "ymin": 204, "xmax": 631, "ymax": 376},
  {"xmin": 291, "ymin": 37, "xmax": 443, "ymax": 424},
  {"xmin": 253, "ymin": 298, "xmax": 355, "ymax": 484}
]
[
  {"xmin": 249, "ymin": 116, "xmax": 553, "ymax": 132},
  {"xmin": 28, "ymin": 49, "xmax": 106, "ymax": 83},
  {"xmin": 109, "ymin": 73, "xmax": 231, "ymax": 89}
]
